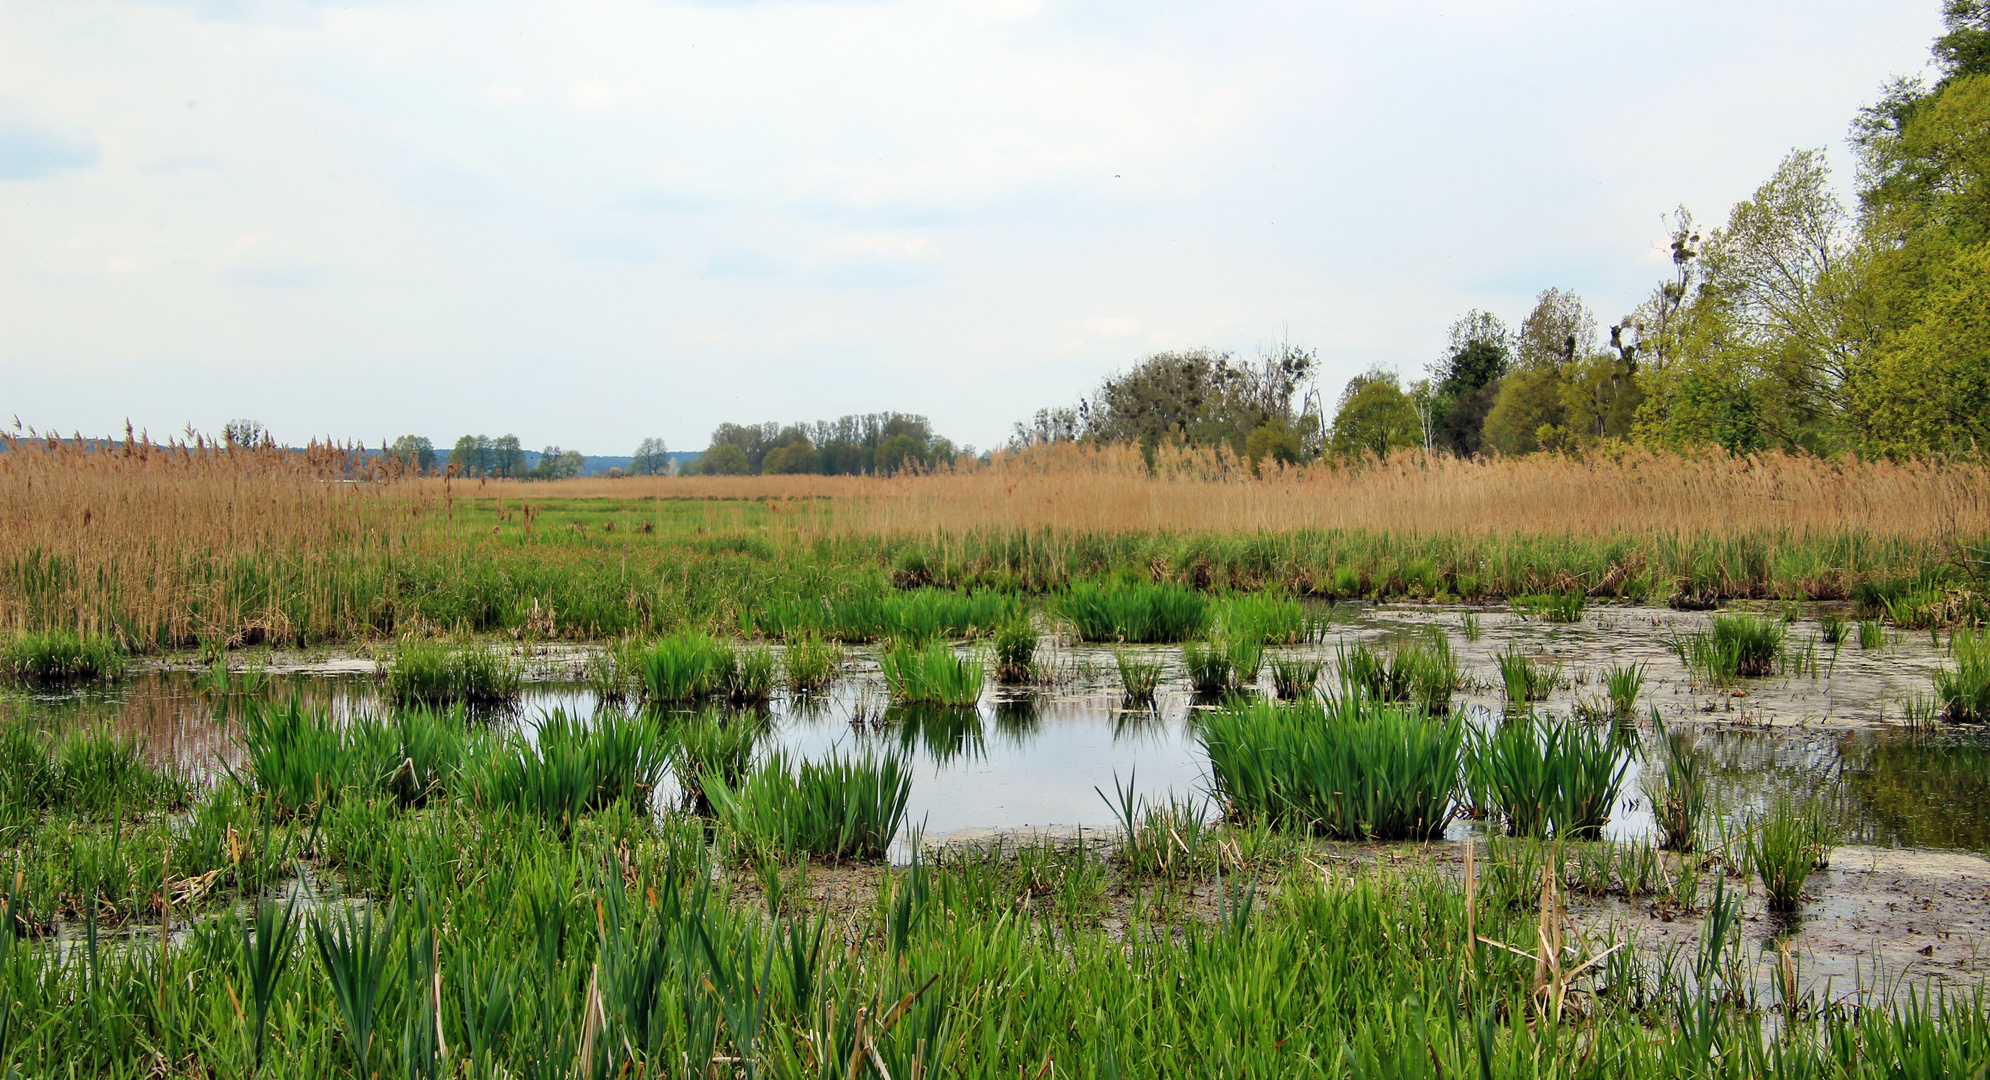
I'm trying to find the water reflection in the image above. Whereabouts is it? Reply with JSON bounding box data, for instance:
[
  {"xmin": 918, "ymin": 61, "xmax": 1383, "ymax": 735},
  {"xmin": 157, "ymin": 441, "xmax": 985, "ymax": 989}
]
[{"xmin": 4, "ymin": 611, "xmax": 1987, "ymax": 853}]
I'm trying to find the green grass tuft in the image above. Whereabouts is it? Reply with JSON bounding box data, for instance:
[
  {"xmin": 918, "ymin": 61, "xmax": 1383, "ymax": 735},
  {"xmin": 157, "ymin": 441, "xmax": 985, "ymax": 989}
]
[
  {"xmin": 1, "ymin": 630, "xmax": 125, "ymax": 685},
  {"xmin": 384, "ymin": 641, "xmax": 521, "ymax": 704},
  {"xmin": 1060, "ymin": 581, "xmax": 1210, "ymax": 644},
  {"xmin": 880, "ymin": 640, "xmax": 985, "ymax": 706},
  {"xmin": 1934, "ymin": 629, "xmax": 1990, "ymax": 723},
  {"xmin": 781, "ymin": 633, "xmax": 842, "ymax": 693},
  {"xmin": 991, "ymin": 617, "xmax": 1037, "ymax": 683},
  {"xmin": 706, "ymin": 749, "xmax": 912, "ymax": 861},
  {"xmin": 1114, "ymin": 650, "xmax": 1161, "ymax": 704},
  {"xmin": 1675, "ymin": 613, "xmax": 1786, "ymax": 684},
  {"xmin": 1467, "ymin": 713, "xmax": 1628, "ymax": 839},
  {"xmin": 1200, "ymin": 696, "xmax": 1460, "ymax": 840},
  {"xmin": 1338, "ymin": 628, "xmax": 1460, "ymax": 713},
  {"xmin": 633, "ymin": 632, "xmax": 731, "ymax": 703}
]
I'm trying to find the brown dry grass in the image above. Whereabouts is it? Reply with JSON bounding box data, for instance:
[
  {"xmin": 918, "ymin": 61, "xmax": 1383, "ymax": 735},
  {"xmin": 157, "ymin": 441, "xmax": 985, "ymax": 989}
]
[
  {"xmin": 482, "ymin": 444, "xmax": 1990, "ymax": 541},
  {"xmin": 4, "ymin": 435, "xmax": 1983, "ymax": 643},
  {"xmin": 0, "ymin": 432, "xmax": 420, "ymax": 639}
]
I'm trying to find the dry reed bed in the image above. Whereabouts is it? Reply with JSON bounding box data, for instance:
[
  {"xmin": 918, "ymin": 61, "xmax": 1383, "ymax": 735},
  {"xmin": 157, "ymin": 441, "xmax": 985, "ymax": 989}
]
[
  {"xmin": 494, "ymin": 445, "xmax": 1990, "ymax": 541},
  {"xmin": 4, "ymin": 438, "xmax": 1985, "ymax": 645}
]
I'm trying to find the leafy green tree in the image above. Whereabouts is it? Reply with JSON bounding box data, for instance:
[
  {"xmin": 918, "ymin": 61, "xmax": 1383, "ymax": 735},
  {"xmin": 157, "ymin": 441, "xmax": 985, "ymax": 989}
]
[
  {"xmin": 490, "ymin": 436, "xmax": 526, "ymax": 478},
  {"xmin": 1430, "ymin": 311, "xmax": 1510, "ymax": 456},
  {"xmin": 1327, "ymin": 370, "xmax": 1419, "ymax": 460},
  {"xmin": 1481, "ymin": 367, "xmax": 1566, "ymax": 456},
  {"xmin": 224, "ymin": 419, "xmax": 267, "ymax": 448},
  {"xmin": 1849, "ymin": 241, "xmax": 1990, "ymax": 454},
  {"xmin": 1560, "ymin": 353, "xmax": 1643, "ymax": 441},
  {"xmin": 695, "ymin": 444, "xmax": 750, "ymax": 476},
  {"xmin": 876, "ymin": 433, "xmax": 924, "ymax": 474},
  {"xmin": 1077, "ymin": 345, "xmax": 1319, "ymax": 458},
  {"xmin": 389, "ymin": 435, "xmax": 435, "ymax": 473},
  {"xmin": 761, "ymin": 440, "xmax": 816, "ymax": 475},
  {"xmin": 1480, "ymin": 290, "xmax": 1593, "ymax": 454},
  {"xmin": 1935, "ymin": 1, "xmax": 1990, "ymax": 83},
  {"xmin": 448, "ymin": 435, "xmax": 495, "ymax": 476},
  {"xmin": 630, "ymin": 437, "xmax": 671, "ymax": 477},
  {"xmin": 1840, "ymin": 8, "xmax": 1990, "ymax": 455},
  {"xmin": 529, "ymin": 446, "xmax": 584, "ymax": 480},
  {"xmin": 1245, "ymin": 418, "xmax": 1304, "ymax": 471},
  {"xmin": 1514, "ymin": 288, "xmax": 1595, "ymax": 372}
]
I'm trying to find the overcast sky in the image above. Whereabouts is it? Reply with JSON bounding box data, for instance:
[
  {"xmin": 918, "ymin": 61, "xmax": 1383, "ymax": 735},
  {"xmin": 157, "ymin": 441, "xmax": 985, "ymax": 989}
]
[{"xmin": 1, "ymin": 0, "xmax": 1945, "ymax": 455}]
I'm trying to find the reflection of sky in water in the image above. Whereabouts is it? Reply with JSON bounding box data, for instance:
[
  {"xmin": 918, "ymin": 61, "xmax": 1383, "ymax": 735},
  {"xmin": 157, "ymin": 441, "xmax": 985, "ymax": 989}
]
[{"xmin": 6, "ymin": 604, "xmax": 1987, "ymax": 854}]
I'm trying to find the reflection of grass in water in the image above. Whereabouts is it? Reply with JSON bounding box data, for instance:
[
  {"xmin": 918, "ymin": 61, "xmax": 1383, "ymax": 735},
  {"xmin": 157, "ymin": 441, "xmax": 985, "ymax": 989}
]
[
  {"xmin": 1841, "ymin": 730, "xmax": 1990, "ymax": 852},
  {"xmin": 991, "ymin": 697, "xmax": 1040, "ymax": 746},
  {"xmin": 888, "ymin": 704, "xmax": 985, "ymax": 764}
]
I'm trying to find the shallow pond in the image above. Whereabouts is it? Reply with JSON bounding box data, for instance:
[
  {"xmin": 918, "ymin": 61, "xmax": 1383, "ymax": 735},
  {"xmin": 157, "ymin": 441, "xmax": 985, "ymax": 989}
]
[{"xmin": 7, "ymin": 603, "xmax": 1984, "ymax": 854}]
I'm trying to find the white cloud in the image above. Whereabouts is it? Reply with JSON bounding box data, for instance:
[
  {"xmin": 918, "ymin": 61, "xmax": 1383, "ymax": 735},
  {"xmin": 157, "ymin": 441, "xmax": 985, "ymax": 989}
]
[{"xmin": 0, "ymin": 0, "xmax": 1949, "ymax": 450}]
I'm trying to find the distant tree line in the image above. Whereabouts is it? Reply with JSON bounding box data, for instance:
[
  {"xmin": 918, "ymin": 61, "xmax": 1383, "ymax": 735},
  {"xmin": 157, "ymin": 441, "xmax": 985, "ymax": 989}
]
[
  {"xmin": 371, "ymin": 435, "xmax": 673, "ymax": 479},
  {"xmin": 689, "ymin": 413, "xmax": 963, "ymax": 476},
  {"xmin": 1332, "ymin": 2, "xmax": 1990, "ymax": 461}
]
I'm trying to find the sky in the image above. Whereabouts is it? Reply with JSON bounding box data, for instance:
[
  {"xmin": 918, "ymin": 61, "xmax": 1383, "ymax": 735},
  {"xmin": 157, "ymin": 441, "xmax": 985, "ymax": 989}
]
[{"xmin": 0, "ymin": 0, "xmax": 1947, "ymax": 456}]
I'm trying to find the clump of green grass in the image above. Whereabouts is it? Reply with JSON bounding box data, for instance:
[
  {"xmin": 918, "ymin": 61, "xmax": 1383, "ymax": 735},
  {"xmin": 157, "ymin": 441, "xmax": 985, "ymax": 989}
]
[
  {"xmin": 1675, "ymin": 613, "xmax": 1785, "ymax": 684},
  {"xmin": 1495, "ymin": 645, "xmax": 1558, "ymax": 706},
  {"xmin": 1114, "ymin": 650, "xmax": 1161, "ymax": 704},
  {"xmin": 667, "ymin": 709, "xmax": 762, "ymax": 808},
  {"xmin": 1, "ymin": 630, "xmax": 125, "ymax": 685},
  {"xmin": 1820, "ymin": 613, "xmax": 1848, "ymax": 644},
  {"xmin": 633, "ymin": 632, "xmax": 731, "ymax": 703},
  {"xmin": 1096, "ymin": 772, "xmax": 1214, "ymax": 878},
  {"xmin": 1060, "ymin": 581, "xmax": 1209, "ymax": 644},
  {"xmin": 584, "ymin": 642, "xmax": 634, "ymax": 703},
  {"xmin": 1515, "ymin": 591, "xmax": 1586, "ymax": 623},
  {"xmin": 384, "ymin": 641, "xmax": 521, "ymax": 705},
  {"xmin": 466, "ymin": 709, "xmax": 670, "ymax": 824},
  {"xmin": 1604, "ymin": 662, "xmax": 1646, "ymax": 718},
  {"xmin": 0, "ymin": 722, "xmax": 180, "ymax": 819},
  {"xmin": 1934, "ymin": 629, "xmax": 1990, "ymax": 723},
  {"xmin": 1857, "ymin": 618, "xmax": 1886, "ymax": 650},
  {"xmin": 883, "ymin": 589, "xmax": 1022, "ymax": 643},
  {"xmin": 1460, "ymin": 612, "xmax": 1483, "ymax": 642},
  {"xmin": 1746, "ymin": 796, "xmax": 1828, "ymax": 913},
  {"xmin": 753, "ymin": 588, "xmax": 1021, "ymax": 643},
  {"xmin": 1649, "ymin": 716, "xmax": 1706, "ymax": 852},
  {"xmin": 1269, "ymin": 657, "xmax": 1324, "ymax": 701},
  {"xmin": 880, "ymin": 640, "xmax": 985, "ymax": 706},
  {"xmin": 723, "ymin": 644, "xmax": 776, "ymax": 704},
  {"xmin": 1883, "ymin": 587, "xmax": 1946, "ymax": 631},
  {"xmin": 1182, "ymin": 639, "xmax": 1233, "ymax": 695},
  {"xmin": 1200, "ymin": 695, "xmax": 1461, "ymax": 840},
  {"xmin": 1225, "ymin": 637, "xmax": 1265, "ymax": 693},
  {"xmin": 1214, "ymin": 593, "xmax": 1323, "ymax": 646},
  {"xmin": 991, "ymin": 617, "xmax": 1036, "ymax": 683},
  {"xmin": 782, "ymin": 633, "xmax": 842, "ymax": 693},
  {"xmin": 706, "ymin": 749, "xmax": 912, "ymax": 862},
  {"xmin": 1467, "ymin": 713, "xmax": 1628, "ymax": 839},
  {"xmin": 1338, "ymin": 628, "xmax": 1459, "ymax": 713}
]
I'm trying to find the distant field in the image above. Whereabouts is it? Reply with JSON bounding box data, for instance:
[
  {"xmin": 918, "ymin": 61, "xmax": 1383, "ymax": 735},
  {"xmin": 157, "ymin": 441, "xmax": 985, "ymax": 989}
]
[{"xmin": 2, "ymin": 437, "xmax": 1984, "ymax": 647}]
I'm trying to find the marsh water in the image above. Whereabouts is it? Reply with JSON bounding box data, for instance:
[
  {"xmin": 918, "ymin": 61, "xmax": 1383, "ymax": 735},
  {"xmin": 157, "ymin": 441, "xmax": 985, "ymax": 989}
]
[{"xmin": 8, "ymin": 603, "xmax": 1986, "ymax": 854}]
